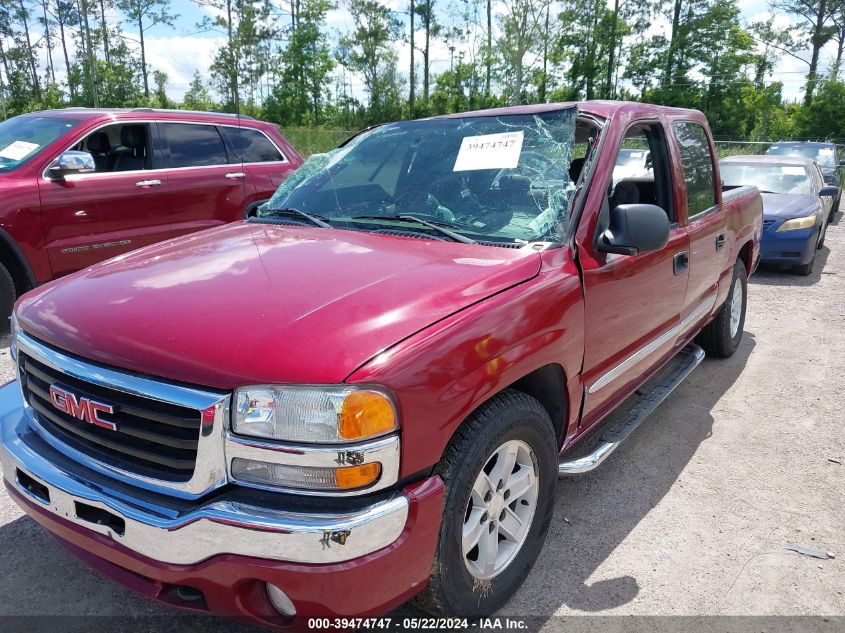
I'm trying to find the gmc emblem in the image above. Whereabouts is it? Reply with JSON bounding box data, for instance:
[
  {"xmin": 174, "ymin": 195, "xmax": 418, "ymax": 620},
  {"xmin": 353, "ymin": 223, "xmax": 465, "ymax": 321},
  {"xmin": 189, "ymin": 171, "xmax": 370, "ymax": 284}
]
[{"xmin": 49, "ymin": 385, "xmax": 116, "ymax": 431}]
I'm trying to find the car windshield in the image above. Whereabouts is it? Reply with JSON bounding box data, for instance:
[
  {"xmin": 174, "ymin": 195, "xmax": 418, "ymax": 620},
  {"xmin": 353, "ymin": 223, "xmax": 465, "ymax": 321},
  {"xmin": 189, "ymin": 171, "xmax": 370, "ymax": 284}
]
[
  {"xmin": 0, "ymin": 115, "xmax": 81, "ymax": 172},
  {"xmin": 767, "ymin": 144, "xmax": 836, "ymax": 168},
  {"xmin": 263, "ymin": 108, "xmax": 579, "ymax": 243},
  {"xmin": 721, "ymin": 163, "xmax": 813, "ymax": 195}
]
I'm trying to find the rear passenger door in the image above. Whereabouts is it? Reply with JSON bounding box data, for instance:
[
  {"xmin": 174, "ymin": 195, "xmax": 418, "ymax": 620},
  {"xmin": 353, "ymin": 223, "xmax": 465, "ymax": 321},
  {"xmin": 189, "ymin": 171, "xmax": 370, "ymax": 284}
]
[
  {"xmin": 674, "ymin": 121, "xmax": 730, "ymax": 320},
  {"xmin": 159, "ymin": 122, "xmax": 247, "ymax": 232},
  {"xmin": 221, "ymin": 125, "xmax": 296, "ymax": 213}
]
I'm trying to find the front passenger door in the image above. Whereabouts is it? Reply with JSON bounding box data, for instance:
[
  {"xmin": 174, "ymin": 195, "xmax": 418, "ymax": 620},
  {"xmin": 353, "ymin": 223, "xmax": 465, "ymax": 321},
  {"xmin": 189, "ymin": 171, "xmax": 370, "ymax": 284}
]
[
  {"xmin": 578, "ymin": 121, "xmax": 690, "ymax": 430},
  {"xmin": 159, "ymin": 122, "xmax": 247, "ymax": 233}
]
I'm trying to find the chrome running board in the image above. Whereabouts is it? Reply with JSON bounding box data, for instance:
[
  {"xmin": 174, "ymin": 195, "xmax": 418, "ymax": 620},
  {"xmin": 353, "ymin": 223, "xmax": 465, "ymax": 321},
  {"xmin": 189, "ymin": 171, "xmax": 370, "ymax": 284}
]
[{"xmin": 558, "ymin": 344, "xmax": 705, "ymax": 476}]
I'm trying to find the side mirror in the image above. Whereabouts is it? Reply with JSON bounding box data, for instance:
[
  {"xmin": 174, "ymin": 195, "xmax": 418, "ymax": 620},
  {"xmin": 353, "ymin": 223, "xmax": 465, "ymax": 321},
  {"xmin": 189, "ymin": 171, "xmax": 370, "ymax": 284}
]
[
  {"xmin": 48, "ymin": 150, "xmax": 96, "ymax": 179},
  {"xmin": 819, "ymin": 185, "xmax": 839, "ymax": 198},
  {"xmin": 597, "ymin": 203, "xmax": 670, "ymax": 256},
  {"xmin": 838, "ymin": 159, "xmax": 845, "ymax": 167}
]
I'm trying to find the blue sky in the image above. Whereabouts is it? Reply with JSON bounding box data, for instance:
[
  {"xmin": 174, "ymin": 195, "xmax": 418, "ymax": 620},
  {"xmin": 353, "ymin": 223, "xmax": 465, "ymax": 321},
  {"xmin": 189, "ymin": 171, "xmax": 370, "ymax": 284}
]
[{"xmin": 135, "ymin": 0, "xmax": 815, "ymax": 105}]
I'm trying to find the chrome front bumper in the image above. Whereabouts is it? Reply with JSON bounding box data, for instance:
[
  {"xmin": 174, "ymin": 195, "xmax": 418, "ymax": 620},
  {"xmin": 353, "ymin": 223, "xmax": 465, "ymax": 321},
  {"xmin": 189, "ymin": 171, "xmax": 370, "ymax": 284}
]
[{"xmin": 0, "ymin": 382, "xmax": 409, "ymax": 565}]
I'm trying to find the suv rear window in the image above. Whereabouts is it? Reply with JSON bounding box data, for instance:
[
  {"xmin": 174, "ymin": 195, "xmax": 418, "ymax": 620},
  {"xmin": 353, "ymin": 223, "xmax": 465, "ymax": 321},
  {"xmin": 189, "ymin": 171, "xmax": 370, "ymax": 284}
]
[
  {"xmin": 163, "ymin": 123, "xmax": 228, "ymax": 168},
  {"xmin": 227, "ymin": 127, "xmax": 284, "ymax": 163}
]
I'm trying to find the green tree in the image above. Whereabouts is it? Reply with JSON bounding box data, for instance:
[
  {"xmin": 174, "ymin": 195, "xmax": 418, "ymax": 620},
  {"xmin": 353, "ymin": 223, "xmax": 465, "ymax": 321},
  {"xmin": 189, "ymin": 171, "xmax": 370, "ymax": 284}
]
[
  {"xmin": 769, "ymin": 0, "xmax": 838, "ymax": 105},
  {"xmin": 337, "ymin": 0, "xmax": 402, "ymax": 121},
  {"xmin": 265, "ymin": 0, "xmax": 333, "ymax": 125},
  {"xmin": 152, "ymin": 68, "xmax": 170, "ymax": 106},
  {"xmin": 498, "ymin": 0, "xmax": 555, "ymax": 104},
  {"xmin": 181, "ymin": 69, "xmax": 214, "ymax": 110},
  {"xmin": 117, "ymin": 0, "xmax": 178, "ymax": 99}
]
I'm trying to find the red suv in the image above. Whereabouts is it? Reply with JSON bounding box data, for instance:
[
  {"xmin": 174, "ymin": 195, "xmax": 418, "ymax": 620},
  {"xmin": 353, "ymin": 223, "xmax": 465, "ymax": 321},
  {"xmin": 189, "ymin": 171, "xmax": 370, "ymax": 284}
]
[{"xmin": 0, "ymin": 108, "xmax": 302, "ymax": 317}]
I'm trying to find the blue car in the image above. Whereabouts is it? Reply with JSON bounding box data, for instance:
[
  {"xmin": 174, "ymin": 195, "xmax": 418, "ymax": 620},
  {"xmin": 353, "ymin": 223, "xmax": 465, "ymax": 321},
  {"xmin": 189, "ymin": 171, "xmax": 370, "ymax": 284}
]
[
  {"xmin": 720, "ymin": 155, "xmax": 837, "ymax": 275},
  {"xmin": 766, "ymin": 141, "xmax": 844, "ymax": 221}
]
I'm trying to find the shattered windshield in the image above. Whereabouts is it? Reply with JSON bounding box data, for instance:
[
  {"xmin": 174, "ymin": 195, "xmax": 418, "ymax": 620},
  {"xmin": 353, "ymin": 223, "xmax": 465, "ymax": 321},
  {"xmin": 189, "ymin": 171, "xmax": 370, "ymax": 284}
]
[{"xmin": 263, "ymin": 108, "xmax": 578, "ymax": 244}]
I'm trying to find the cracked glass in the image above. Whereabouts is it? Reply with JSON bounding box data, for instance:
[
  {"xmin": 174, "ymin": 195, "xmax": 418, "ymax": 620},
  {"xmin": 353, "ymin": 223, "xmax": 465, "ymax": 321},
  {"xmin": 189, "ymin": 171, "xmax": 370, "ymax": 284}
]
[{"xmin": 262, "ymin": 107, "xmax": 579, "ymax": 244}]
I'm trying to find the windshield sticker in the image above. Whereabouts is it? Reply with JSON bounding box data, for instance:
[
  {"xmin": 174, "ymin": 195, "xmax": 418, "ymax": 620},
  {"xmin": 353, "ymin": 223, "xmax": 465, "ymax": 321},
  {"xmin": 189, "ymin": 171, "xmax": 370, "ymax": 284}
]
[
  {"xmin": 819, "ymin": 148, "xmax": 834, "ymax": 155},
  {"xmin": 0, "ymin": 140, "xmax": 39, "ymax": 161},
  {"xmin": 453, "ymin": 131, "xmax": 524, "ymax": 172},
  {"xmin": 782, "ymin": 166, "xmax": 806, "ymax": 176}
]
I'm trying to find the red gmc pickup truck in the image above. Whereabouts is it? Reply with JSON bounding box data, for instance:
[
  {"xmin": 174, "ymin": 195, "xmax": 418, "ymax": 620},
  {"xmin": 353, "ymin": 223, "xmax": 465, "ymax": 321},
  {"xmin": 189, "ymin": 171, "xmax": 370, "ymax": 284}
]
[
  {"xmin": 0, "ymin": 107, "xmax": 302, "ymax": 318},
  {"xmin": 1, "ymin": 102, "xmax": 762, "ymax": 626}
]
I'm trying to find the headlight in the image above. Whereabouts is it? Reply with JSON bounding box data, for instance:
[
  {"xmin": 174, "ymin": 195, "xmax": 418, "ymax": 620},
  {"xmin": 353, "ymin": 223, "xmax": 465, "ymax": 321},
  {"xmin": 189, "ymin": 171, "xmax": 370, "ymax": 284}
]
[
  {"xmin": 9, "ymin": 311, "xmax": 18, "ymax": 361},
  {"xmin": 233, "ymin": 385, "xmax": 398, "ymax": 444},
  {"xmin": 776, "ymin": 215, "xmax": 817, "ymax": 232}
]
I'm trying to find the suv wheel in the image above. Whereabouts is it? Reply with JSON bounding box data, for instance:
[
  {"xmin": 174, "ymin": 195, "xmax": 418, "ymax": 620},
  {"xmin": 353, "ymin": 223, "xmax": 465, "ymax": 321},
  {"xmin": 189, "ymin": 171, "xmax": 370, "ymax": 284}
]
[
  {"xmin": 695, "ymin": 258, "xmax": 747, "ymax": 358},
  {"xmin": 0, "ymin": 263, "xmax": 15, "ymax": 323},
  {"xmin": 416, "ymin": 389, "xmax": 557, "ymax": 616}
]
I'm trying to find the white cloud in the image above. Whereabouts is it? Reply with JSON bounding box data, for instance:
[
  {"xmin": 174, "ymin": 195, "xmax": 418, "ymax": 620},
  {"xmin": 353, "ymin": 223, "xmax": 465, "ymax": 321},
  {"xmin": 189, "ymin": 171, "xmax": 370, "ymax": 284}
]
[{"xmin": 142, "ymin": 34, "xmax": 225, "ymax": 98}]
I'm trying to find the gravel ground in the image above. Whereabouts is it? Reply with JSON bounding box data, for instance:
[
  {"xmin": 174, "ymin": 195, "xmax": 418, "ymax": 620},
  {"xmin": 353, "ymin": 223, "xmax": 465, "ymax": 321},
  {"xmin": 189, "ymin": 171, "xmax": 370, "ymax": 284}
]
[{"xmin": 0, "ymin": 215, "xmax": 842, "ymax": 631}]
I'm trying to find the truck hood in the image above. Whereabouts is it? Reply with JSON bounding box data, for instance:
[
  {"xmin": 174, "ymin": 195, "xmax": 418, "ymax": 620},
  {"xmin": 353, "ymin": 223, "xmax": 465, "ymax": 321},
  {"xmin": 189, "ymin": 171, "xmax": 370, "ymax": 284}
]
[
  {"xmin": 760, "ymin": 193, "xmax": 819, "ymax": 219},
  {"xmin": 17, "ymin": 223, "xmax": 541, "ymax": 389}
]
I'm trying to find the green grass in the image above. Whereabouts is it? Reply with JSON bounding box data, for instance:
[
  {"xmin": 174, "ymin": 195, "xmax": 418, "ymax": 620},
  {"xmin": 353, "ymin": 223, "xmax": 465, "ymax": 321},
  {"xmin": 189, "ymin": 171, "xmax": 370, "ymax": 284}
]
[
  {"xmin": 714, "ymin": 142, "xmax": 771, "ymax": 158},
  {"xmin": 278, "ymin": 127, "xmax": 356, "ymax": 157}
]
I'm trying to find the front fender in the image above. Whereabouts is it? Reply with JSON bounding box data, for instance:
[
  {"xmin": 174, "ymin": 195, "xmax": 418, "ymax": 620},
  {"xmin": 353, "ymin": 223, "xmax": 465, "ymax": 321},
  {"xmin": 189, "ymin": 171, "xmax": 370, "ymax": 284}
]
[{"xmin": 346, "ymin": 260, "xmax": 585, "ymax": 478}]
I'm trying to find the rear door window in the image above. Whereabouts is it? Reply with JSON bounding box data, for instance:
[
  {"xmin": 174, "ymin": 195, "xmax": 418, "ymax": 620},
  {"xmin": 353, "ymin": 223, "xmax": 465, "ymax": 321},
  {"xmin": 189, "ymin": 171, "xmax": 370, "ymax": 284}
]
[
  {"xmin": 162, "ymin": 123, "xmax": 229, "ymax": 168},
  {"xmin": 673, "ymin": 121, "xmax": 717, "ymax": 219},
  {"xmin": 226, "ymin": 127, "xmax": 284, "ymax": 163}
]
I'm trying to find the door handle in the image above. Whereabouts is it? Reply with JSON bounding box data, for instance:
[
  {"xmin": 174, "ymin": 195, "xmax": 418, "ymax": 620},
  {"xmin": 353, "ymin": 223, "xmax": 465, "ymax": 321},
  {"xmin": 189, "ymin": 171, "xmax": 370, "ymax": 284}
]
[
  {"xmin": 673, "ymin": 250, "xmax": 689, "ymax": 276},
  {"xmin": 715, "ymin": 233, "xmax": 726, "ymax": 250},
  {"xmin": 135, "ymin": 179, "xmax": 161, "ymax": 187},
  {"xmin": 225, "ymin": 172, "xmax": 245, "ymax": 180}
]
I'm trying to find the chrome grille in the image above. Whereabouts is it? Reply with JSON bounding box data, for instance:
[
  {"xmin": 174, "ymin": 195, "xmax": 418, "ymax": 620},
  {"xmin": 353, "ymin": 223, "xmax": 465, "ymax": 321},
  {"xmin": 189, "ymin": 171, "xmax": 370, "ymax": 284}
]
[{"xmin": 20, "ymin": 352, "xmax": 202, "ymax": 481}]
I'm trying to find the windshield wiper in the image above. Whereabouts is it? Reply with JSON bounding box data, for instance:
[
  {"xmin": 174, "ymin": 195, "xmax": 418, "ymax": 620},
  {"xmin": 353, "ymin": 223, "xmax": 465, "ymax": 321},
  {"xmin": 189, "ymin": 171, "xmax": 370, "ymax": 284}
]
[
  {"xmin": 351, "ymin": 214, "xmax": 477, "ymax": 244},
  {"xmin": 262, "ymin": 207, "xmax": 332, "ymax": 228}
]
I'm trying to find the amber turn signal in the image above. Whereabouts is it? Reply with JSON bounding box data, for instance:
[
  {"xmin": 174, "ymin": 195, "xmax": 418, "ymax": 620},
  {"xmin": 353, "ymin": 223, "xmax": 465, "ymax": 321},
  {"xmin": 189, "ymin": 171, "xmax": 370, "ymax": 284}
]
[
  {"xmin": 339, "ymin": 390, "xmax": 397, "ymax": 440},
  {"xmin": 335, "ymin": 462, "xmax": 382, "ymax": 489}
]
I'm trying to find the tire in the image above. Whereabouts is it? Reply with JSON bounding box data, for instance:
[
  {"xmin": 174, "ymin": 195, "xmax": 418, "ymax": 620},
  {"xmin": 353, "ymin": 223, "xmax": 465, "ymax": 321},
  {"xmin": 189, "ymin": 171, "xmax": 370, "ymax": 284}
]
[
  {"xmin": 244, "ymin": 199, "xmax": 269, "ymax": 218},
  {"xmin": 792, "ymin": 236, "xmax": 817, "ymax": 275},
  {"xmin": 0, "ymin": 263, "xmax": 15, "ymax": 325},
  {"xmin": 792, "ymin": 254, "xmax": 815, "ymax": 276},
  {"xmin": 695, "ymin": 258, "xmax": 747, "ymax": 358},
  {"xmin": 415, "ymin": 389, "xmax": 558, "ymax": 617},
  {"xmin": 818, "ymin": 219, "xmax": 827, "ymax": 250},
  {"xmin": 831, "ymin": 195, "xmax": 840, "ymax": 223}
]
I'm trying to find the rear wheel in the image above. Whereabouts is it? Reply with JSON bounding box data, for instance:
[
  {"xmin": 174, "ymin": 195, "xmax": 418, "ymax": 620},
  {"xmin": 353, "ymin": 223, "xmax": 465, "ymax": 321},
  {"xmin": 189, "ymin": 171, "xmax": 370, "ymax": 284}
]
[
  {"xmin": 0, "ymin": 263, "xmax": 15, "ymax": 324},
  {"xmin": 695, "ymin": 258, "xmax": 747, "ymax": 358},
  {"xmin": 415, "ymin": 390, "xmax": 557, "ymax": 616}
]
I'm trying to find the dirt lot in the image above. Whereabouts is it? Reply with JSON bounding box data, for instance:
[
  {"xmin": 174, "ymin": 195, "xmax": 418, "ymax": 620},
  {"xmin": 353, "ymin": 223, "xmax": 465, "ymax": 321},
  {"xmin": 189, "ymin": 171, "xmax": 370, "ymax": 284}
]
[{"xmin": 0, "ymin": 216, "xmax": 842, "ymax": 631}]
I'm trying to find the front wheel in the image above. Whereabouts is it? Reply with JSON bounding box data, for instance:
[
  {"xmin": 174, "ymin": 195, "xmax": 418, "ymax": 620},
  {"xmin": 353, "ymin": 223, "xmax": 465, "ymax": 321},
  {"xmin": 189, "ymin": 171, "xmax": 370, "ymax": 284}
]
[
  {"xmin": 792, "ymin": 247, "xmax": 816, "ymax": 276},
  {"xmin": 416, "ymin": 390, "xmax": 557, "ymax": 616},
  {"xmin": 695, "ymin": 258, "xmax": 747, "ymax": 358}
]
